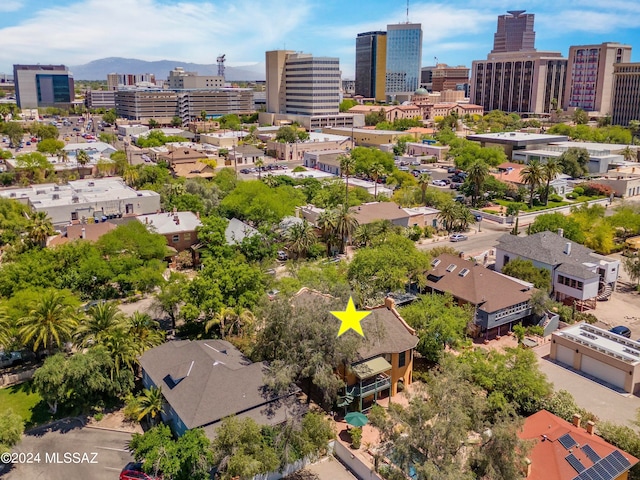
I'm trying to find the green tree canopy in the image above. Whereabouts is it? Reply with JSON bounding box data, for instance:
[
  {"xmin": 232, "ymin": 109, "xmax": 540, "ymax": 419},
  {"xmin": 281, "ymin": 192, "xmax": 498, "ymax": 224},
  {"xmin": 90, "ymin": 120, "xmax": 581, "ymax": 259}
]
[{"xmin": 502, "ymin": 258, "xmax": 552, "ymax": 291}]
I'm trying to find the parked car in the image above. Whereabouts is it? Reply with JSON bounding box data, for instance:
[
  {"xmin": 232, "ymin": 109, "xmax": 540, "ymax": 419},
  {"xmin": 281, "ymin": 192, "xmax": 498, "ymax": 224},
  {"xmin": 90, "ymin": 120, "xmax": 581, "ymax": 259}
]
[
  {"xmin": 419, "ymin": 168, "xmax": 430, "ymax": 174},
  {"xmin": 239, "ymin": 168, "xmax": 250, "ymax": 174},
  {"xmin": 120, "ymin": 462, "xmax": 161, "ymax": 480},
  {"xmin": 451, "ymin": 175, "xmax": 465, "ymax": 183},
  {"xmin": 432, "ymin": 179, "xmax": 447, "ymax": 187},
  {"xmin": 411, "ymin": 160, "xmax": 421, "ymax": 166},
  {"xmin": 398, "ymin": 166, "xmax": 410, "ymax": 172},
  {"xmin": 450, "ymin": 234, "xmax": 468, "ymax": 242},
  {"xmin": 441, "ymin": 178, "xmax": 451, "ymax": 185},
  {"xmin": 277, "ymin": 250, "xmax": 288, "ymax": 261},
  {"xmin": 450, "ymin": 182, "xmax": 463, "ymax": 189},
  {"xmin": 610, "ymin": 326, "xmax": 632, "ymax": 338},
  {"xmin": 0, "ymin": 351, "xmax": 22, "ymax": 369},
  {"xmin": 454, "ymin": 195, "xmax": 466, "ymax": 203},
  {"xmin": 447, "ymin": 166, "xmax": 457, "ymax": 173}
]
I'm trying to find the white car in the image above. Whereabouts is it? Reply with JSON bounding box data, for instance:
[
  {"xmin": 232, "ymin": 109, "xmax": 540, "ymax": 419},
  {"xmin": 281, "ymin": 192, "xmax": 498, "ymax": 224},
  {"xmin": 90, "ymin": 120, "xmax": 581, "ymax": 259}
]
[{"xmin": 432, "ymin": 179, "xmax": 447, "ymax": 186}]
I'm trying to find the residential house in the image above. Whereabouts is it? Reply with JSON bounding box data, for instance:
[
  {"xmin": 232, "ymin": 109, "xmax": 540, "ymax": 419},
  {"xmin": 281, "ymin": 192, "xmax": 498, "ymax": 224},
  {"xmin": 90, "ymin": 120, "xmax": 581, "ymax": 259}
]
[
  {"xmin": 48, "ymin": 222, "xmax": 117, "ymax": 247},
  {"xmin": 171, "ymin": 161, "xmax": 215, "ymax": 179},
  {"xmin": 490, "ymin": 162, "xmax": 572, "ymax": 195},
  {"xmin": 495, "ymin": 231, "xmax": 620, "ymax": 309},
  {"xmin": 551, "ymin": 322, "xmax": 640, "ymax": 394},
  {"xmin": 228, "ymin": 144, "xmax": 265, "ymax": 166},
  {"xmin": 292, "ymin": 288, "xmax": 419, "ymax": 412},
  {"xmin": 593, "ymin": 172, "xmax": 640, "ymax": 198},
  {"xmin": 519, "ymin": 409, "xmax": 638, "ymax": 480},
  {"xmin": 350, "ymin": 201, "xmax": 438, "ymax": 228},
  {"xmin": 266, "ymin": 132, "xmax": 351, "ymax": 162},
  {"xmin": 157, "ymin": 146, "xmax": 206, "ymax": 165},
  {"xmin": 137, "ymin": 211, "xmax": 202, "ymax": 253},
  {"xmin": 425, "ymin": 253, "xmax": 537, "ymax": 338},
  {"xmin": 225, "ymin": 217, "xmax": 259, "ymax": 245},
  {"xmin": 139, "ymin": 340, "xmax": 300, "ymax": 439},
  {"xmin": 303, "ymin": 150, "xmax": 345, "ymax": 175}
]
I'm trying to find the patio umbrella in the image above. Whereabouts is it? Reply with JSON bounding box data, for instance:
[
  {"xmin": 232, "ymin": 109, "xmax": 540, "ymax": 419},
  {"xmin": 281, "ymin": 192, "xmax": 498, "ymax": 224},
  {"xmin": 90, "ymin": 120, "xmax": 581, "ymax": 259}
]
[{"xmin": 344, "ymin": 412, "xmax": 369, "ymax": 427}]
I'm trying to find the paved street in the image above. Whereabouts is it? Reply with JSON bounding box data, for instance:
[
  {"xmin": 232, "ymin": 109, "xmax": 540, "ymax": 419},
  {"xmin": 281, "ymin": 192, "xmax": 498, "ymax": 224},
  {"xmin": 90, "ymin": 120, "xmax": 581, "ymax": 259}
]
[{"xmin": 2, "ymin": 421, "xmax": 133, "ymax": 480}]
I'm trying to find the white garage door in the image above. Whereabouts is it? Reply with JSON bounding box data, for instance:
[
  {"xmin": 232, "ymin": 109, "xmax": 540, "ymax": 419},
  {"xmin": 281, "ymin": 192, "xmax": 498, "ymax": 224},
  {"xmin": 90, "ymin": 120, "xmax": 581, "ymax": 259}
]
[
  {"xmin": 555, "ymin": 345, "xmax": 575, "ymax": 367},
  {"xmin": 581, "ymin": 355, "xmax": 627, "ymax": 389}
]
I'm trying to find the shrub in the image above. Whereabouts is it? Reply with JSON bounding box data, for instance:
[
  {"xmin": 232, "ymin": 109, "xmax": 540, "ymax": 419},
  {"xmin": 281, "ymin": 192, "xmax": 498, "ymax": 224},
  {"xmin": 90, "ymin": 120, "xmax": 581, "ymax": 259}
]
[
  {"xmin": 577, "ymin": 182, "xmax": 613, "ymax": 197},
  {"xmin": 566, "ymin": 192, "xmax": 578, "ymax": 200},
  {"xmin": 405, "ymin": 225, "xmax": 422, "ymax": 241},
  {"xmin": 423, "ymin": 225, "xmax": 436, "ymax": 238},
  {"xmin": 572, "ymin": 186, "xmax": 584, "ymax": 195},
  {"xmin": 526, "ymin": 325, "xmax": 545, "ymax": 336},
  {"xmin": 350, "ymin": 427, "xmax": 362, "ymax": 449},
  {"xmin": 292, "ymin": 166, "xmax": 306, "ymax": 173},
  {"xmin": 548, "ymin": 194, "xmax": 563, "ymax": 202}
]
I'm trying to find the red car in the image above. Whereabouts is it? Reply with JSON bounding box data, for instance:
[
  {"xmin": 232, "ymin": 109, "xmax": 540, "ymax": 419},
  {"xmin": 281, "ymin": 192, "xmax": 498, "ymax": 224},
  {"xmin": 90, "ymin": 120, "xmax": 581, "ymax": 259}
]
[{"xmin": 120, "ymin": 462, "xmax": 161, "ymax": 480}]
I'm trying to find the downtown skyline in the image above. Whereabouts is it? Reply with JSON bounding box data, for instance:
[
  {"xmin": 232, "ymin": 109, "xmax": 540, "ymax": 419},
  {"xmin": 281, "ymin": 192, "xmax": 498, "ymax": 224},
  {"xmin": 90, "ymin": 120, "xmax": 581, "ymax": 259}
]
[{"xmin": 1, "ymin": 0, "xmax": 640, "ymax": 78}]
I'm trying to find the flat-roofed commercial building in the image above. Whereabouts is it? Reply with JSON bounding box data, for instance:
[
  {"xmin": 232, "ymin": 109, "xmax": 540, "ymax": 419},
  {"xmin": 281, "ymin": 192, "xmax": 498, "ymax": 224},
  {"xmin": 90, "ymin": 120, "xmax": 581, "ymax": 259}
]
[
  {"xmin": 551, "ymin": 322, "xmax": 640, "ymax": 393},
  {"xmin": 431, "ymin": 64, "xmax": 470, "ymax": 92},
  {"xmin": 563, "ymin": 42, "xmax": 632, "ymax": 114},
  {"xmin": 168, "ymin": 67, "xmax": 224, "ymax": 89},
  {"xmin": 612, "ymin": 63, "xmax": 640, "ymax": 127},
  {"xmin": 0, "ymin": 178, "xmax": 160, "ymax": 226},
  {"xmin": 107, "ymin": 73, "xmax": 156, "ymax": 90},
  {"xmin": 13, "ymin": 64, "xmax": 74, "ymax": 109},
  {"xmin": 85, "ymin": 90, "xmax": 115, "ymax": 109},
  {"xmin": 115, "ymin": 90, "xmax": 179, "ymax": 123},
  {"xmin": 179, "ymin": 89, "xmax": 253, "ymax": 122}
]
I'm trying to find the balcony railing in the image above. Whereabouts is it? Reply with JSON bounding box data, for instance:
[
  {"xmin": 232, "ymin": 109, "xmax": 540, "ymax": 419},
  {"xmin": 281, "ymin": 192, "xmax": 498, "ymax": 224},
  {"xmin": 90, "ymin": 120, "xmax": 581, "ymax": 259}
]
[{"xmin": 347, "ymin": 373, "xmax": 391, "ymax": 398}]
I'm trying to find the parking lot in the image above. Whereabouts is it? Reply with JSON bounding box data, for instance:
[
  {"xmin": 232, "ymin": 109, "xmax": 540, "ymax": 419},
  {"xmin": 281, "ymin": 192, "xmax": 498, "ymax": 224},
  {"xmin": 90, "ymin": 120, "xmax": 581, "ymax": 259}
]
[{"xmin": 2, "ymin": 421, "xmax": 134, "ymax": 480}]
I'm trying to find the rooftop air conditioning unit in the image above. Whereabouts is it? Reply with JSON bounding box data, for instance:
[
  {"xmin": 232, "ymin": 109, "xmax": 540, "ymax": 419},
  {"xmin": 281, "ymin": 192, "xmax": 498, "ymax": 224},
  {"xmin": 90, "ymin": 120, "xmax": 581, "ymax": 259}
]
[
  {"xmin": 52, "ymin": 194, "xmax": 60, "ymax": 200},
  {"xmin": 88, "ymin": 181, "xmax": 95, "ymax": 187}
]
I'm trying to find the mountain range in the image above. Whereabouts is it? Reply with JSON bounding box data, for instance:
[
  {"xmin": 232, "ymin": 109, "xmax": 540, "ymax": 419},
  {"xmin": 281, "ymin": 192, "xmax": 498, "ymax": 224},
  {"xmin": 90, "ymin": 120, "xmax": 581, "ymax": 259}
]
[{"xmin": 69, "ymin": 57, "xmax": 265, "ymax": 82}]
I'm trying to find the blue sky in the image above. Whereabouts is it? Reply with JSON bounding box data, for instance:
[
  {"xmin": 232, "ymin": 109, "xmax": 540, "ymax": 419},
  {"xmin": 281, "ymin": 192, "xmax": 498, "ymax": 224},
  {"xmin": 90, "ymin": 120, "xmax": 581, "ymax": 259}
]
[{"xmin": 1, "ymin": 0, "xmax": 639, "ymax": 78}]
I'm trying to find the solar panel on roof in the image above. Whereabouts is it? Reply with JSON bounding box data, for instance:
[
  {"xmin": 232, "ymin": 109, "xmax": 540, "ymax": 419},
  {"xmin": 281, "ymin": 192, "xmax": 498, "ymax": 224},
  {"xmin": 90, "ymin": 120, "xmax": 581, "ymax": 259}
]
[
  {"xmin": 559, "ymin": 433, "xmax": 578, "ymax": 449},
  {"xmin": 610, "ymin": 450, "xmax": 631, "ymax": 469},
  {"xmin": 591, "ymin": 462, "xmax": 609, "ymax": 480},
  {"xmin": 567, "ymin": 454, "xmax": 587, "ymax": 473},
  {"xmin": 582, "ymin": 444, "xmax": 602, "ymax": 463}
]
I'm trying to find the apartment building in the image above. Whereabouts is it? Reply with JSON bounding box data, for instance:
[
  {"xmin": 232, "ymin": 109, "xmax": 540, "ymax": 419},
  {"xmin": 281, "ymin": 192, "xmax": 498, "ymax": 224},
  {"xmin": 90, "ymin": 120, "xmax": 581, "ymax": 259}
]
[
  {"xmin": 107, "ymin": 73, "xmax": 156, "ymax": 90},
  {"xmin": 168, "ymin": 67, "xmax": 224, "ymax": 89},
  {"xmin": 611, "ymin": 63, "xmax": 640, "ymax": 127},
  {"xmin": 563, "ymin": 42, "xmax": 632, "ymax": 114},
  {"xmin": 13, "ymin": 64, "xmax": 74, "ymax": 109},
  {"xmin": 355, "ymin": 31, "xmax": 387, "ymax": 101}
]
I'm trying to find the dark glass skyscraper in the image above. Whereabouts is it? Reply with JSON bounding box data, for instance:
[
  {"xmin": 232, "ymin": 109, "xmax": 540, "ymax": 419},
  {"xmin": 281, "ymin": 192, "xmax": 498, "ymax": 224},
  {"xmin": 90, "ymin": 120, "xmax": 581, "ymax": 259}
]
[
  {"xmin": 491, "ymin": 10, "xmax": 536, "ymax": 53},
  {"xmin": 355, "ymin": 31, "xmax": 387, "ymax": 101}
]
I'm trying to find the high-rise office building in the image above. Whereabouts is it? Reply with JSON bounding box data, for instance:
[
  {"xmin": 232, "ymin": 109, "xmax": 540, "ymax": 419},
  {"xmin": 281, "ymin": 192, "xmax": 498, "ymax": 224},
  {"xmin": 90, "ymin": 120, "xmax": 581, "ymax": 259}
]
[
  {"xmin": 107, "ymin": 73, "xmax": 156, "ymax": 90},
  {"xmin": 491, "ymin": 10, "xmax": 535, "ymax": 53},
  {"xmin": 471, "ymin": 12, "xmax": 567, "ymax": 113},
  {"xmin": 355, "ymin": 31, "xmax": 387, "ymax": 101},
  {"xmin": 265, "ymin": 50, "xmax": 341, "ymax": 116},
  {"xmin": 13, "ymin": 64, "xmax": 74, "ymax": 109},
  {"xmin": 385, "ymin": 23, "xmax": 423, "ymax": 98},
  {"xmin": 611, "ymin": 63, "xmax": 640, "ymax": 126},
  {"xmin": 563, "ymin": 42, "xmax": 632, "ymax": 114},
  {"xmin": 431, "ymin": 64, "xmax": 470, "ymax": 92}
]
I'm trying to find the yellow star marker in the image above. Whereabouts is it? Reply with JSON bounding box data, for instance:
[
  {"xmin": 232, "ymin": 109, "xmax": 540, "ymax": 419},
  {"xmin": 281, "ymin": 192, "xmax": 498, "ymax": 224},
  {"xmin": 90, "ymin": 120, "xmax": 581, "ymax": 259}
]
[{"xmin": 331, "ymin": 297, "xmax": 371, "ymax": 338}]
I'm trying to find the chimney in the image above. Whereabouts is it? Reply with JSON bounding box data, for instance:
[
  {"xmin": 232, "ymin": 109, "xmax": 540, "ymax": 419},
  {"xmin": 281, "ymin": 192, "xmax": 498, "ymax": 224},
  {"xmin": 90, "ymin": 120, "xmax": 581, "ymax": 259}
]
[
  {"xmin": 174, "ymin": 214, "xmax": 180, "ymax": 224},
  {"xmin": 81, "ymin": 227, "xmax": 86, "ymax": 239},
  {"xmin": 557, "ymin": 228, "xmax": 564, "ymax": 237},
  {"xmin": 586, "ymin": 421, "xmax": 595, "ymax": 435},
  {"xmin": 572, "ymin": 413, "xmax": 582, "ymax": 429},
  {"xmin": 384, "ymin": 297, "xmax": 396, "ymax": 310},
  {"xmin": 564, "ymin": 242, "xmax": 572, "ymax": 256},
  {"xmin": 145, "ymin": 217, "xmax": 149, "ymax": 224},
  {"xmin": 196, "ymin": 211, "xmax": 200, "ymax": 219}
]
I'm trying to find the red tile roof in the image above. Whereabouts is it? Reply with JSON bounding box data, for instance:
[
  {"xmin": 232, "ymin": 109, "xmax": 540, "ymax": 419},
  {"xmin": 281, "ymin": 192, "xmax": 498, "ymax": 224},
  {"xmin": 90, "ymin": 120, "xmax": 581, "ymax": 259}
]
[{"xmin": 519, "ymin": 410, "xmax": 638, "ymax": 480}]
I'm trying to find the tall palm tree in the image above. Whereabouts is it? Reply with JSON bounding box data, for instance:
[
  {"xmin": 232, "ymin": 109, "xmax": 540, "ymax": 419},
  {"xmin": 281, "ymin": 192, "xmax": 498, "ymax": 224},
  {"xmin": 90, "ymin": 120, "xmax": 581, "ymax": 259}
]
[
  {"xmin": 254, "ymin": 158, "xmax": 265, "ymax": 180},
  {"xmin": 19, "ymin": 290, "xmax": 78, "ymax": 354},
  {"xmin": 621, "ymin": 146, "xmax": 636, "ymax": 162},
  {"xmin": 339, "ymin": 154, "xmax": 356, "ymax": 206},
  {"xmin": 74, "ymin": 301, "xmax": 126, "ymax": 348},
  {"xmin": 135, "ymin": 386, "xmax": 164, "ymax": 425},
  {"xmin": 284, "ymin": 221, "xmax": 317, "ymax": 259},
  {"xmin": 205, "ymin": 307, "xmax": 238, "ymax": 339},
  {"xmin": 126, "ymin": 312, "xmax": 164, "ymax": 355},
  {"xmin": 317, "ymin": 208, "xmax": 339, "ymax": 256},
  {"xmin": 0, "ymin": 307, "xmax": 12, "ymax": 351},
  {"xmin": 122, "ymin": 166, "xmax": 139, "ymax": 187},
  {"xmin": 467, "ymin": 160, "xmax": 489, "ymax": 207},
  {"xmin": 542, "ymin": 159, "xmax": 562, "ymax": 205},
  {"xmin": 26, "ymin": 211, "xmax": 54, "ymax": 247},
  {"xmin": 368, "ymin": 162, "xmax": 386, "ymax": 199},
  {"xmin": 76, "ymin": 149, "xmax": 90, "ymax": 178},
  {"xmin": 102, "ymin": 327, "xmax": 137, "ymax": 377},
  {"xmin": 417, "ymin": 172, "xmax": 431, "ymax": 205},
  {"xmin": 334, "ymin": 206, "xmax": 359, "ymax": 254},
  {"xmin": 521, "ymin": 160, "xmax": 545, "ymax": 208},
  {"xmin": 224, "ymin": 308, "xmax": 256, "ymax": 339},
  {"xmin": 354, "ymin": 223, "xmax": 376, "ymax": 248},
  {"xmin": 437, "ymin": 202, "xmax": 458, "ymax": 232}
]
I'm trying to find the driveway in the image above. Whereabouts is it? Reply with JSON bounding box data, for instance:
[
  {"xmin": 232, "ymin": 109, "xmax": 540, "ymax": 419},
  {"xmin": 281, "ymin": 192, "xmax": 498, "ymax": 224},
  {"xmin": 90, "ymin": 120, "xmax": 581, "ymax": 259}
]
[
  {"xmin": 534, "ymin": 343, "xmax": 640, "ymax": 428},
  {"xmin": 1, "ymin": 420, "xmax": 134, "ymax": 480}
]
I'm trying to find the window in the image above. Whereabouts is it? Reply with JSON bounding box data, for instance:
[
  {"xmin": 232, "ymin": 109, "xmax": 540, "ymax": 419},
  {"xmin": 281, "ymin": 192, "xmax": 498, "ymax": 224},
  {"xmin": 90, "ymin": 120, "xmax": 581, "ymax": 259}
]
[
  {"xmin": 71, "ymin": 212, "xmax": 78, "ymax": 221},
  {"xmin": 398, "ymin": 351, "xmax": 406, "ymax": 368},
  {"xmin": 172, "ymin": 234, "xmax": 180, "ymax": 243},
  {"xmin": 503, "ymin": 255, "xmax": 510, "ymax": 266}
]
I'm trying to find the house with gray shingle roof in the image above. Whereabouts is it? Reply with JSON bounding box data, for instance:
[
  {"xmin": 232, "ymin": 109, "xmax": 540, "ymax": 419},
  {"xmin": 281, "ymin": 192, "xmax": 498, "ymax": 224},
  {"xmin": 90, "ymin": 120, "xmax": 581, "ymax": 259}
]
[
  {"xmin": 224, "ymin": 218, "xmax": 259, "ymax": 245},
  {"xmin": 494, "ymin": 231, "xmax": 620, "ymax": 309},
  {"xmin": 139, "ymin": 340, "xmax": 300, "ymax": 439}
]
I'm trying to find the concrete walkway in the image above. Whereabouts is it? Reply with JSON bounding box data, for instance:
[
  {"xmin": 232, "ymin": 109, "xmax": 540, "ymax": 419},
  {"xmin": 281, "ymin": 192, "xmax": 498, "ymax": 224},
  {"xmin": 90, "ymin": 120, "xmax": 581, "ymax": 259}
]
[
  {"xmin": 305, "ymin": 456, "xmax": 357, "ymax": 480},
  {"xmin": 534, "ymin": 343, "xmax": 640, "ymax": 428}
]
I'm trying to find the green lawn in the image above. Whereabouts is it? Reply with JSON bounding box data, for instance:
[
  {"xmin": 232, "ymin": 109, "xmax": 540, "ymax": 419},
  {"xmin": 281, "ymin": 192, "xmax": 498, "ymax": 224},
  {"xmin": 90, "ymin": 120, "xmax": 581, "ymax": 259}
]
[
  {"xmin": 493, "ymin": 198, "xmax": 571, "ymax": 212},
  {"xmin": 0, "ymin": 381, "xmax": 55, "ymax": 427}
]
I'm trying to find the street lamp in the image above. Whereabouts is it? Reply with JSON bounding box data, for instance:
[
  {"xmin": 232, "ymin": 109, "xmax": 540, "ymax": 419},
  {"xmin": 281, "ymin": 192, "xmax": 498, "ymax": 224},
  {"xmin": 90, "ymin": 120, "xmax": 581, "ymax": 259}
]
[{"xmin": 476, "ymin": 215, "xmax": 482, "ymax": 233}]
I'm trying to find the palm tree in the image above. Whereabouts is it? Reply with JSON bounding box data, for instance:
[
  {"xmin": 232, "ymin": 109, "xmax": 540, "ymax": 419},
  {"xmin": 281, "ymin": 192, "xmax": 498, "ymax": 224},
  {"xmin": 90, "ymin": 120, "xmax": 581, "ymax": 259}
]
[
  {"xmin": 135, "ymin": 386, "xmax": 164, "ymax": 425},
  {"xmin": 437, "ymin": 202, "xmax": 458, "ymax": 232},
  {"xmin": 521, "ymin": 160, "xmax": 545, "ymax": 208},
  {"xmin": 76, "ymin": 149, "xmax": 90, "ymax": 178},
  {"xmin": 0, "ymin": 308, "xmax": 12, "ymax": 351},
  {"xmin": 354, "ymin": 223, "xmax": 376, "ymax": 248},
  {"xmin": 123, "ymin": 166, "xmax": 139, "ymax": 187},
  {"xmin": 126, "ymin": 312, "xmax": 164, "ymax": 355},
  {"xmin": 368, "ymin": 162, "xmax": 386, "ymax": 199},
  {"xmin": 26, "ymin": 211, "xmax": 54, "ymax": 247},
  {"xmin": 417, "ymin": 172, "xmax": 431, "ymax": 205},
  {"xmin": 317, "ymin": 208, "xmax": 339, "ymax": 256},
  {"xmin": 284, "ymin": 221, "xmax": 317, "ymax": 259},
  {"xmin": 254, "ymin": 158, "xmax": 265, "ymax": 180},
  {"xmin": 339, "ymin": 154, "xmax": 356, "ymax": 206},
  {"xmin": 542, "ymin": 159, "xmax": 562, "ymax": 205},
  {"xmin": 19, "ymin": 290, "xmax": 78, "ymax": 354},
  {"xmin": 334, "ymin": 206, "xmax": 359, "ymax": 254},
  {"xmin": 467, "ymin": 160, "xmax": 489, "ymax": 207},
  {"xmin": 103, "ymin": 327, "xmax": 137, "ymax": 377},
  {"xmin": 621, "ymin": 146, "xmax": 636, "ymax": 162},
  {"xmin": 224, "ymin": 308, "xmax": 256, "ymax": 339},
  {"xmin": 205, "ymin": 307, "xmax": 238, "ymax": 339},
  {"xmin": 74, "ymin": 301, "xmax": 126, "ymax": 348}
]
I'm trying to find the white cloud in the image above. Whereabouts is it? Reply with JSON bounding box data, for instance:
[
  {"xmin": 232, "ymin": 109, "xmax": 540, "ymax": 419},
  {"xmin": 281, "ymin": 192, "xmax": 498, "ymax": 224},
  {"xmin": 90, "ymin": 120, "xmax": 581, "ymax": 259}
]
[
  {"xmin": 0, "ymin": 0, "xmax": 23, "ymax": 12},
  {"xmin": 0, "ymin": 0, "xmax": 312, "ymax": 70}
]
